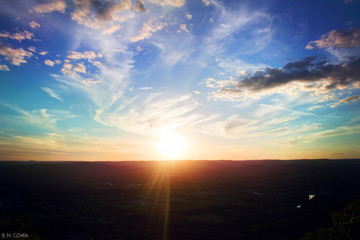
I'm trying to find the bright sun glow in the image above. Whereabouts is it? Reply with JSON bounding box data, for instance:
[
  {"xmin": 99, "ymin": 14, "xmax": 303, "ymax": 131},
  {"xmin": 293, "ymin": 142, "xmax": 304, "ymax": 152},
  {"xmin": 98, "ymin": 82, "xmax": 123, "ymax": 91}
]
[{"xmin": 156, "ymin": 131, "xmax": 188, "ymax": 160}]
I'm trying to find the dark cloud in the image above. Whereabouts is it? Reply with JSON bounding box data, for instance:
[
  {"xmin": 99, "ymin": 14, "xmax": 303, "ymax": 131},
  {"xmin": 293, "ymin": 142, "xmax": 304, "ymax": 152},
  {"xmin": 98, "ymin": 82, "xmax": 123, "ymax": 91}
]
[
  {"xmin": 71, "ymin": 0, "xmax": 131, "ymax": 28},
  {"xmin": 306, "ymin": 28, "xmax": 360, "ymax": 49},
  {"xmin": 134, "ymin": 0, "xmax": 148, "ymax": 12},
  {"xmin": 90, "ymin": 0, "xmax": 118, "ymax": 21},
  {"xmin": 332, "ymin": 94, "xmax": 360, "ymax": 108},
  {"xmin": 340, "ymin": 95, "xmax": 360, "ymax": 103},
  {"xmin": 234, "ymin": 57, "xmax": 360, "ymax": 92}
]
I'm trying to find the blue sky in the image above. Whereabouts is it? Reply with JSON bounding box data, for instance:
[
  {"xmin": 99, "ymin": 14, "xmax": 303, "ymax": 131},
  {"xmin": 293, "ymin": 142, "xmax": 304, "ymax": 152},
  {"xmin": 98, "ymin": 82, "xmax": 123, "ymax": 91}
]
[{"xmin": 0, "ymin": 0, "xmax": 360, "ymax": 161}]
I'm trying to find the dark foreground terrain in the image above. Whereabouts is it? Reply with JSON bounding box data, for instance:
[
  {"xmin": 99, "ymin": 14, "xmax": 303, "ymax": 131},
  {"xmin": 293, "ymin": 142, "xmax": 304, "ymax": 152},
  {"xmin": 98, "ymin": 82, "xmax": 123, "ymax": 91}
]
[{"xmin": 1, "ymin": 160, "xmax": 360, "ymax": 240}]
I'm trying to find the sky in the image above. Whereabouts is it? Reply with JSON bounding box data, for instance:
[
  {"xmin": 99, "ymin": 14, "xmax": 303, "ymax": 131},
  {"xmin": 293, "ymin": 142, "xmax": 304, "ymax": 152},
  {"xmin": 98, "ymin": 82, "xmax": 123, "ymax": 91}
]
[{"xmin": 0, "ymin": 0, "xmax": 360, "ymax": 161}]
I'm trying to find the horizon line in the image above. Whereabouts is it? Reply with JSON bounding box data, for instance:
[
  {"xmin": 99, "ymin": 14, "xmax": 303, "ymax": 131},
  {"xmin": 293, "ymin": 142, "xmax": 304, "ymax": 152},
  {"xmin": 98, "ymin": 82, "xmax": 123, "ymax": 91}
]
[{"xmin": 1, "ymin": 158, "xmax": 359, "ymax": 162}]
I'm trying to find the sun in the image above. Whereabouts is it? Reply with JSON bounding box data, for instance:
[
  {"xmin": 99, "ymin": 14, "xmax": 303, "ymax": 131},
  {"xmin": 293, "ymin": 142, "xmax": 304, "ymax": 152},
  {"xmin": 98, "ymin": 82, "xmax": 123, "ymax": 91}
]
[{"xmin": 156, "ymin": 131, "xmax": 188, "ymax": 160}]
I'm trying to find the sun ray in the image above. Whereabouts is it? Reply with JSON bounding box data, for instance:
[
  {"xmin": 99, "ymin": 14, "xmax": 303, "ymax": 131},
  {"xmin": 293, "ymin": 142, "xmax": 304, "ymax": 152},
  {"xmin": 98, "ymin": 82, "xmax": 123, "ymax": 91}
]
[{"xmin": 146, "ymin": 162, "xmax": 173, "ymax": 240}]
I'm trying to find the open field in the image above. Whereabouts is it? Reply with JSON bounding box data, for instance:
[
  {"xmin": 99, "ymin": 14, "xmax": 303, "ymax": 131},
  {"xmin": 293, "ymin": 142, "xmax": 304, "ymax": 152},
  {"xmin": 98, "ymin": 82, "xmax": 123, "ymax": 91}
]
[{"xmin": 1, "ymin": 160, "xmax": 360, "ymax": 240}]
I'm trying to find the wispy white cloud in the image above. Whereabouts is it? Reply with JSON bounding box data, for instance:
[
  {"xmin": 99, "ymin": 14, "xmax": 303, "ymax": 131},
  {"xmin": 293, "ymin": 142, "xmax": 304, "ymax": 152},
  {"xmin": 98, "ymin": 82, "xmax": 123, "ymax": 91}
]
[
  {"xmin": 307, "ymin": 105, "xmax": 325, "ymax": 111},
  {"xmin": 29, "ymin": 21, "xmax": 40, "ymax": 29},
  {"xmin": 198, "ymin": 114, "xmax": 260, "ymax": 139},
  {"xmin": 54, "ymin": 47, "xmax": 134, "ymax": 119},
  {"xmin": 331, "ymin": 95, "xmax": 360, "ymax": 108},
  {"xmin": 149, "ymin": 28, "xmax": 195, "ymax": 66},
  {"xmin": 94, "ymin": 92, "xmax": 204, "ymax": 134},
  {"xmin": 65, "ymin": 51, "xmax": 102, "ymax": 71},
  {"xmin": 290, "ymin": 124, "xmax": 360, "ymax": 144},
  {"xmin": 202, "ymin": 0, "xmax": 211, "ymax": 6},
  {"xmin": 202, "ymin": 77, "xmax": 236, "ymax": 89},
  {"xmin": 197, "ymin": 100, "xmax": 322, "ymax": 143},
  {"xmin": 10, "ymin": 31, "xmax": 34, "ymax": 41},
  {"xmin": 28, "ymin": 46, "xmax": 36, "ymax": 52},
  {"xmin": 179, "ymin": 24, "xmax": 189, "ymax": 33},
  {"xmin": 61, "ymin": 62, "xmax": 73, "ymax": 75},
  {"xmin": 0, "ymin": 46, "xmax": 33, "ymax": 66},
  {"xmin": 208, "ymin": 88, "xmax": 243, "ymax": 101},
  {"xmin": 41, "ymin": 87, "xmax": 63, "ymax": 102},
  {"xmin": 0, "ymin": 30, "xmax": 34, "ymax": 42},
  {"xmin": 0, "ymin": 65, "xmax": 10, "ymax": 71},
  {"xmin": 44, "ymin": 59, "xmax": 55, "ymax": 67},
  {"xmin": 147, "ymin": 0, "xmax": 185, "ymax": 7},
  {"xmin": 101, "ymin": 24, "xmax": 122, "ymax": 35},
  {"xmin": 50, "ymin": 32, "xmax": 206, "ymax": 136},
  {"xmin": 257, "ymin": 103, "xmax": 317, "ymax": 118},
  {"xmin": 60, "ymin": 61, "xmax": 86, "ymax": 75},
  {"xmin": 0, "ymin": 32, "xmax": 10, "ymax": 38},
  {"xmin": 81, "ymin": 78, "xmax": 101, "ymax": 86},
  {"xmin": 130, "ymin": 19, "xmax": 168, "ymax": 42},
  {"xmin": 204, "ymin": 5, "xmax": 273, "ymax": 56},
  {"xmin": 139, "ymin": 86, "xmax": 152, "ymax": 90},
  {"xmin": 29, "ymin": 0, "xmax": 67, "ymax": 14},
  {"xmin": 67, "ymin": 51, "xmax": 103, "ymax": 60},
  {"xmin": 267, "ymin": 123, "xmax": 321, "ymax": 139},
  {"xmin": 0, "ymin": 101, "xmax": 72, "ymax": 130},
  {"xmin": 217, "ymin": 58, "xmax": 267, "ymax": 75},
  {"xmin": 73, "ymin": 62, "xmax": 87, "ymax": 73},
  {"xmin": 38, "ymin": 51, "xmax": 48, "ymax": 56}
]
